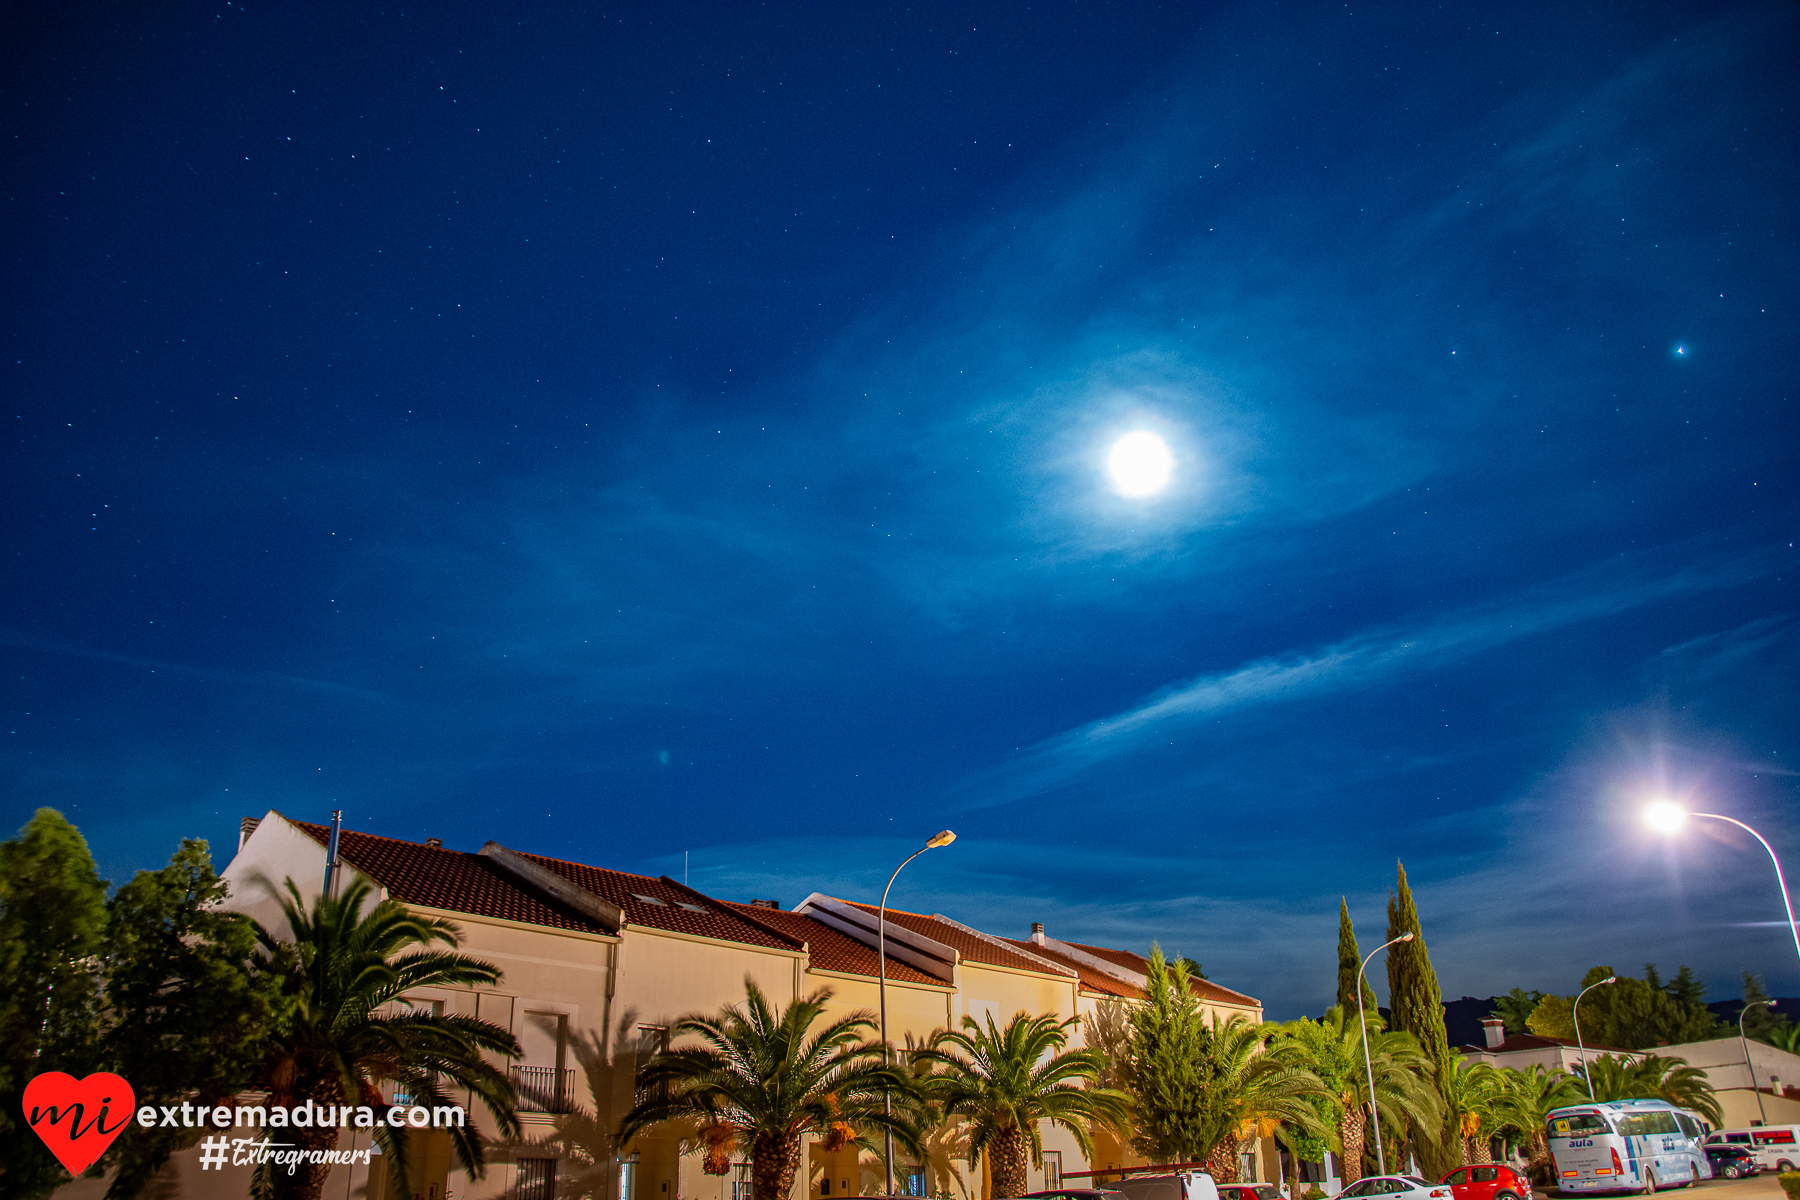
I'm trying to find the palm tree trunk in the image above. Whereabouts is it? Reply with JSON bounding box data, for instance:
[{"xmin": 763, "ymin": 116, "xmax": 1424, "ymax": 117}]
[
  {"xmin": 1469, "ymin": 1135, "xmax": 1492, "ymax": 1165},
  {"xmin": 1338, "ymin": 1106, "xmax": 1366, "ymax": 1186},
  {"xmin": 1209, "ymin": 1134, "xmax": 1241, "ymax": 1183},
  {"xmin": 989, "ymin": 1126, "xmax": 1030, "ymax": 1200},
  {"xmin": 273, "ymin": 1122, "xmax": 345, "ymax": 1200},
  {"xmin": 752, "ymin": 1130, "xmax": 803, "ymax": 1200}
]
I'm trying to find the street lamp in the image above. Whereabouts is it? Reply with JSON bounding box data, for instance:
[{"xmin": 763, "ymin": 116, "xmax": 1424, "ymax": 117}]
[
  {"xmin": 1357, "ymin": 932, "xmax": 1413, "ymax": 1176},
  {"xmin": 1643, "ymin": 802, "xmax": 1800, "ymax": 967},
  {"xmin": 878, "ymin": 830, "xmax": 956, "ymax": 1196},
  {"xmin": 1740, "ymin": 998, "xmax": 1777, "ymax": 1126},
  {"xmin": 1572, "ymin": 976, "xmax": 1618, "ymax": 1100}
]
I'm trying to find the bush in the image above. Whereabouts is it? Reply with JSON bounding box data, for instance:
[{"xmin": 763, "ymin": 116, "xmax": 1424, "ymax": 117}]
[
  {"xmin": 1302, "ymin": 1189, "xmax": 1327, "ymax": 1200},
  {"xmin": 1777, "ymin": 1171, "xmax": 1800, "ymax": 1200}
]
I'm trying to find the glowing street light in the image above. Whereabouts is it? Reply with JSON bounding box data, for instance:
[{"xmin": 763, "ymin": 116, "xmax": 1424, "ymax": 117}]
[
  {"xmin": 1357, "ymin": 932, "xmax": 1412, "ymax": 1175},
  {"xmin": 878, "ymin": 830, "xmax": 956, "ymax": 1195},
  {"xmin": 1572, "ymin": 976, "xmax": 1617, "ymax": 1100},
  {"xmin": 1643, "ymin": 801, "xmax": 1800, "ymax": 968}
]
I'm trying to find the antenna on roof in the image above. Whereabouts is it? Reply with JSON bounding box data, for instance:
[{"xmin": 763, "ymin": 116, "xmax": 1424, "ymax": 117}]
[
  {"xmin": 322, "ymin": 810, "xmax": 343, "ymax": 900},
  {"xmin": 684, "ymin": 850, "xmax": 689, "ymax": 886}
]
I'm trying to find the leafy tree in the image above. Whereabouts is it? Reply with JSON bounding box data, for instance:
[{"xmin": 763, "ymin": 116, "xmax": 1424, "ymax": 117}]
[
  {"xmin": 1490, "ymin": 989, "xmax": 1544, "ymax": 1036},
  {"xmin": 1663, "ymin": 966, "xmax": 1706, "ymax": 1008},
  {"xmin": 618, "ymin": 981, "xmax": 916, "ymax": 1200},
  {"xmin": 1527, "ymin": 966, "xmax": 1719, "ymax": 1050},
  {"xmin": 252, "ymin": 878, "xmax": 522, "ymax": 1200},
  {"xmin": 1272, "ymin": 1006, "xmax": 1441, "ymax": 1183},
  {"xmin": 99, "ymin": 838, "xmax": 291, "ymax": 1198},
  {"xmin": 0, "ymin": 809, "xmax": 107, "ymax": 1200},
  {"xmin": 1118, "ymin": 946, "xmax": 1216, "ymax": 1164},
  {"xmin": 917, "ymin": 1010, "xmax": 1127, "ymax": 1199},
  {"xmin": 1525, "ymin": 995, "xmax": 1575, "ymax": 1039},
  {"xmin": 1336, "ymin": 900, "xmax": 1379, "ymax": 1025},
  {"xmin": 1489, "ymin": 1065, "xmax": 1581, "ymax": 1183},
  {"xmin": 1386, "ymin": 861, "xmax": 1457, "ymax": 1178},
  {"xmin": 1196, "ymin": 1016, "xmax": 1324, "ymax": 1182},
  {"xmin": 1768, "ymin": 1025, "xmax": 1800, "ymax": 1055},
  {"xmin": 1740, "ymin": 973, "xmax": 1792, "ymax": 1043},
  {"xmin": 1569, "ymin": 1054, "xmax": 1720, "ymax": 1126}
]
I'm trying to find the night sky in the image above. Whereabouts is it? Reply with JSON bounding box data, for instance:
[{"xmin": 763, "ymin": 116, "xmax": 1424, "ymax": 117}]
[{"xmin": 5, "ymin": 2, "xmax": 1798, "ymax": 1018}]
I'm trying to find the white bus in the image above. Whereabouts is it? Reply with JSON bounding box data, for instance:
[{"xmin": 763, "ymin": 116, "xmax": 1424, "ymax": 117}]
[{"xmin": 1545, "ymin": 1098, "xmax": 1713, "ymax": 1193}]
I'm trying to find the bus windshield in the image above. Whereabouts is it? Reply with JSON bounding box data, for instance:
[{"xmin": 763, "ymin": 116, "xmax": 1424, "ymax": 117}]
[{"xmin": 1550, "ymin": 1113, "xmax": 1613, "ymax": 1137}]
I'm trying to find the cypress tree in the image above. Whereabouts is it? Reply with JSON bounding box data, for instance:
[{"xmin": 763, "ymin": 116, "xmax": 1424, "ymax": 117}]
[
  {"xmin": 1385, "ymin": 860, "xmax": 1458, "ymax": 1177},
  {"xmin": 1336, "ymin": 898, "xmax": 1380, "ymax": 1024}
]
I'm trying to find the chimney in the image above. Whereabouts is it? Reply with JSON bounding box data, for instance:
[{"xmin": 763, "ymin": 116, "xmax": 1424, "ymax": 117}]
[
  {"xmin": 239, "ymin": 816, "xmax": 261, "ymax": 851},
  {"xmin": 1480, "ymin": 1018, "xmax": 1506, "ymax": 1050},
  {"xmin": 1031, "ymin": 922, "xmax": 1047, "ymax": 946},
  {"xmin": 750, "ymin": 899, "xmax": 781, "ymax": 910},
  {"xmin": 424, "ymin": 837, "xmax": 442, "ymax": 849}
]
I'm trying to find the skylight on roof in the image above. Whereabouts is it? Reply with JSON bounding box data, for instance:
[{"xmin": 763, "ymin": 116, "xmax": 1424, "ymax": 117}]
[
  {"xmin": 677, "ymin": 902, "xmax": 707, "ymax": 913},
  {"xmin": 630, "ymin": 893, "xmax": 667, "ymax": 906}
]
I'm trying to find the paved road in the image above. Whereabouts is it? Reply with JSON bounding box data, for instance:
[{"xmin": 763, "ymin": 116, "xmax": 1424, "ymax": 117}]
[{"xmin": 1547, "ymin": 1175, "xmax": 1786, "ymax": 1200}]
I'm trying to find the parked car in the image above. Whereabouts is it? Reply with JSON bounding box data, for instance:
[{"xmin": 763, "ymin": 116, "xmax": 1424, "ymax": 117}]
[
  {"xmin": 1216, "ymin": 1186, "xmax": 1284, "ymax": 1200},
  {"xmin": 1337, "ymin": 1177, "xmax": 1452, "ymax": 1200},
  {"xmin": 1703, "ymin": 1145, "xmax": 1762, "ymax": 1179},
  {"xmin": 1114, "ymin": 1170, "xmax": 1223, "ymax": 1200},
  {"xmin": 1702, "ymin": 1126, "xmax": 1800, "ymax": 1174},
  {"xmin": 1439, "ymin": 1163, "xmax": 1532, "ymax": 1200}
]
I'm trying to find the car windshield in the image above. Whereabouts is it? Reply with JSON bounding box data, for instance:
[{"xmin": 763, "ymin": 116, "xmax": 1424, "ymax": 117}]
[
  {"xmin": 1405, "ymin": 1179, "xmax": 1433, "ymax": 1188},
  {"xmin": 1550, "ymin": 1112, "xmax": 1612, "ymax": 1137}
]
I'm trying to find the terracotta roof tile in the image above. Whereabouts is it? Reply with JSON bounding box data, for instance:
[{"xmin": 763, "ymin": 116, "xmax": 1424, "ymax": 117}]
[
  {"xmin": 1058, "ymin": 940, "xmax": 1261, "ymax": 1009},
  {"xmin": 292, "ymin": 821, "xmax": 612, "ymax": 935},
  {"xmin": 1459, "ymin": 1033, "xmax": 1630, "ymax": 1054},
  {"xmin": 510, "ymin": 854, "xmax": 794, "ymax": 950},
  {"xmin": 1000, "ymin": 940, "xmax": 1140, "ymax": 998},
  {"xmin": 718, "ymin": 902, "xmax": 940, "ymax": 987},
  {"xmin": 841, "ymin": 902, "xmax": 1065, "ymax": 977},
  {"xmin": 293, "ymin": 821, "xmax": 791, "ymax": 950}
]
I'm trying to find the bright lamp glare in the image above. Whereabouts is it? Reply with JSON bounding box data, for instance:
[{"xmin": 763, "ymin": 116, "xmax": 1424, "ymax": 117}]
[
  {"xmin": 1107, "ymin": 431, "xmax": 1174, "ymax": 497},
  {"xmin": 1644, "ymin": 801, "xmax": 1688, "ymax": 835}
]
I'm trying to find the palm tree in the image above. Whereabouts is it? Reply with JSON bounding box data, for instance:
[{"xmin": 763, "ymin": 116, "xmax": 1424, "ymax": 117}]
[
  {"xmin": 915, "ymin": 1010, "xmax": 1129, "ymax": 1199},
  {"xmin": 1570, "ymin": 1054, "xmax": 1721, "ymax": 1125},
  {"xmin": 1489, "ymin": 1065, "xmax": 1582, "ymax": 1184},
  {"xmin": 252, "ymin": 878, "xmax": 521, "ymax": 1200},
  {"xmin": 1199, "ymin": 1016, "xmax": 1326, "ymax": 1182},
  {"xmin": 1439, "ymin": 1059, "xmax": 1504, "ymax": 1165},
  {"xmin": 1273, "ymin": 1006, "xmax": 1441, "ymax": 1183},
  {"xmin": 617, "ymin": 981, "xmax": 916, "ymax": 1200}
]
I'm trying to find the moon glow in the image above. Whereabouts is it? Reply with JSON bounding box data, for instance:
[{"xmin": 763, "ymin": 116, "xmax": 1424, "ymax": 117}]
[{"xmin": 1106, "ymin": 431, "xmax": 1175, "ymax": 496}]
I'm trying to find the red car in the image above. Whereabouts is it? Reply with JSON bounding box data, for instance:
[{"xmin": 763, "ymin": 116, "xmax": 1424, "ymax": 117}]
[
  {"xmin": 1216, "ymin": 1188, "xmax": 1284, "ymax": 1200},
  {"xmin": 1439, "ymin": 1165, "xmax": 1531, "ymax": 1200}
]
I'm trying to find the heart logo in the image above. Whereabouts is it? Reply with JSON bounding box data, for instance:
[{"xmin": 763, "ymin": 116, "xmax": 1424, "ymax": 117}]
[{"xmin": 23, "ymin": 1072, "xmax": 136, "ymax": 1177}]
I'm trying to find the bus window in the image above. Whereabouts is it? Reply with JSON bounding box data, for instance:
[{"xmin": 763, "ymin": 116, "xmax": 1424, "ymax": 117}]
[{"xmin": 1551, "ymin": 1114, "xmax": 1612, "ymax": 1137}]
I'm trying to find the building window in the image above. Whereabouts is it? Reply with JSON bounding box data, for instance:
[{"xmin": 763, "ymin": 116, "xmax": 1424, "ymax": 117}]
[
  {"xmin": 518, "ymin": 1157, "xmax": 556, "ymax": 1200},
  {"xmin": 621, "ymin": 1154, "xmax": 639, "ymax": 1200},
  {"xmin": 904, "ymin": 1169, "xmax": 927, "ymax": 1197},
  {"xmin": 1043, "ymin": 1152, "xmax": 1062, "ymax": 1191}
]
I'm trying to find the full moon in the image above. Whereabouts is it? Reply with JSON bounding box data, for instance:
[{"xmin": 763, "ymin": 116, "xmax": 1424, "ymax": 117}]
[{"xmin": 1106, "ymin": 430, "xmax": 1174, "ymax": 496}]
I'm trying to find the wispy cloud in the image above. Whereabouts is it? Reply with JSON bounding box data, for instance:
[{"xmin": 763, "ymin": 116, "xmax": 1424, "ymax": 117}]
[
  {"xmin": 957, "ymin": 546, "xmax": 1785, "ymax": 808},
  {"xmin": 0, "ymin": 629, "xmax": 394, "ymax": 704}
]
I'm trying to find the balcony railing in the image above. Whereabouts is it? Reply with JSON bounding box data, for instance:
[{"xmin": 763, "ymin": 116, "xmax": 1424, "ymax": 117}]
[{"xmin": 511, "ymin": 1065, "xmax": 579, "ymax": 1113}]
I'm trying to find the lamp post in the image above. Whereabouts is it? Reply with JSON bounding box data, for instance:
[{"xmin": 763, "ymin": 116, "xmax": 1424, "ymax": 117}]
[
  {"xmin": 1357, "ymin": 932, "xmax": 1413, "ymax": 1176},
  {"xmin": 1644, "ymin": 803, "xmax": 1800, "ymax": 968},
  {"xmin": 1572, "ymin": 976, "xmax": 1618, "ymax": 1100},
  {"xmin": 878, "ymin": 830, "xmax": 956, "ymax": 1197},
  {"xmin": 1740, "ymin": 998, "xmax": 1777, "ymax": 1126}
]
